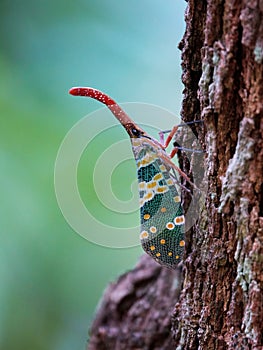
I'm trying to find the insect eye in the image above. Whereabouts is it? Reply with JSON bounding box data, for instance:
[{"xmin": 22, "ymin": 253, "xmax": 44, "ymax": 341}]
[{"xmin": 131, "ymin": 128, "xmax": 141, "ymax": 137}]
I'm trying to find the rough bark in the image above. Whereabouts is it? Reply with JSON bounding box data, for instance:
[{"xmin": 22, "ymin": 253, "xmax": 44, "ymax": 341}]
[
  {"xmin": 88, "ymin": 255, "xmax": 183, "ymax": 349},
  {"xmin": 172, "ymin": 0, "xmax": 263, "ymax": 349},
  {"xmin": 88, "ymin": 0, "xmax": 263, "ymax": 349}
]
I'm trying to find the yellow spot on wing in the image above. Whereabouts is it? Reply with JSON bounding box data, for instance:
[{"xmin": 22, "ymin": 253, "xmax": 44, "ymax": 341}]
[
  {"xmin": 174, "ymin": 215, "xmax": 185, "ymax": 225},
  {"xmin": 150, "ymin": 246, "xmax": 155, "ymax": 251},
  {"xmin": 147, "ymin": 181, "xmax": 157, "ymax": 189},
  {"xmin": 145, "ymin": 192, "xmax": 153, "ymax": 200},
  {"xmin": 153, "ymin": 173, "xmax": 163, "ymax": 181},
  {"xmin": 160, "ymin": 207, "xmax": 167, "ymax": 213},
  {"xmin": 150, "ymin": 226, "xmax": 157, "ymax": 233},
  {"xmin": 139, "ymin": 182, "xmax": 146, "ymax": 189},
  {"xmin": 166, "ymin": 222, "xmax": 175, "ymax": 230},
  {"xmin": 156, "ymin": 252, "xmax": 161, "ymax": 257},
  {"xmin": 174, "ymin": 196, "xmax": 181, "ymax": 203},
  {"xmin": 156, "ymin": 186, "xmax": 168, "ymax": 193},
  {"xmin": 160, "ymin": 239, "xmax": 166, "ymax": 244},
  {"xmin": 140, "ymin": 231, "xmax": 149, "ymax": 239},
  {"xmin": 179, "ymin": 240, "xmax": 185, "ymax": 247},
  {"xmin": 144, "ymin": 214, "xmax": 150, "ymax": 220}
]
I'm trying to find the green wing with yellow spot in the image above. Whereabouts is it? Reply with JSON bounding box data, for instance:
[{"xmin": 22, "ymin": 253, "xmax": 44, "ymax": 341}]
[{"xmin": 132, "ymin": 141, "xmax": 185, "ymax": 269}]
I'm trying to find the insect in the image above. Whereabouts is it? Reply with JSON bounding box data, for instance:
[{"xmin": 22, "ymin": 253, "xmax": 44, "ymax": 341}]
[{"xmin": 69, "ymin": 87, "xmax": 191, "ymax": 269}]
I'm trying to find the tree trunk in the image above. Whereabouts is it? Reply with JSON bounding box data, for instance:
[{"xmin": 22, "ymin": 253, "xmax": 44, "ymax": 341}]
[{"xmin": 88, "ymin": 0, "xmax": 263, "ymax": 349}]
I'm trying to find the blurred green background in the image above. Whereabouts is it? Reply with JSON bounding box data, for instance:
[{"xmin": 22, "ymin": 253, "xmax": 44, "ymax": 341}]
[{"xmin": 0, "ymin": 1, "xmax": 186, "ymax": 349}]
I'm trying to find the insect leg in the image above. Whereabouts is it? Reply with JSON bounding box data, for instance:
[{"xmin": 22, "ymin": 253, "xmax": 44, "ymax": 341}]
[
  {"xmin": 157, "ymin": 152, "xmax": 196, "ymax": 189},
  {"xmin": 158, "ymin": 125, "xmax": 179, "ymax": 148},
  {"xmin": 159, "ymin": 120, "xmax": 203, "ymax": 148}
]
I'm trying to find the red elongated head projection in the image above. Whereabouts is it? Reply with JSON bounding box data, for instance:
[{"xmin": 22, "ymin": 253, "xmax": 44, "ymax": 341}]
[{"xmin": 69, "ymin": 87, "xmax": 147, "ymax": 139}]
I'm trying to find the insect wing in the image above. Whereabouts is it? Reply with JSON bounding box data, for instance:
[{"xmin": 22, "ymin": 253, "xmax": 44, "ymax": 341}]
[{"xmin": 131, "ymin": 139, "xmax": 185, "ymax": 269}]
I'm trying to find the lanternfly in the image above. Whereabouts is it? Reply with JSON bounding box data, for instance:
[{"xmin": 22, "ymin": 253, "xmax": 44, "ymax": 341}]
[{"xmin": 69, "ymin": 87, "xmax": 188, "ymax": 269}]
